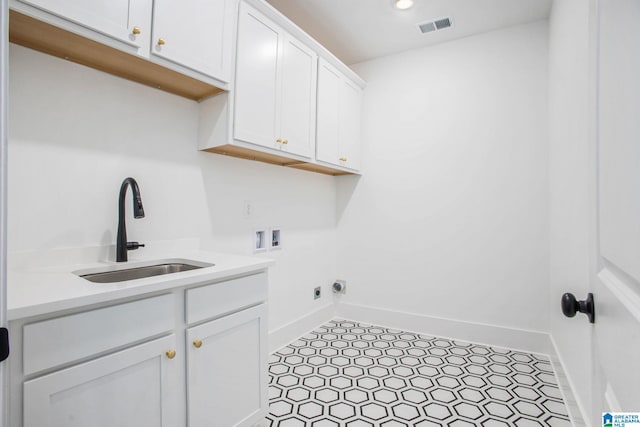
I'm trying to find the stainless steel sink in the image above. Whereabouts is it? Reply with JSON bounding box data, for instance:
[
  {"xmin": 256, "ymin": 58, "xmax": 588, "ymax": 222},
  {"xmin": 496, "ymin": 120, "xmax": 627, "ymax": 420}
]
[{"xmin": 77, "ymin": 261, "xmax": 213, "ymax": 283}]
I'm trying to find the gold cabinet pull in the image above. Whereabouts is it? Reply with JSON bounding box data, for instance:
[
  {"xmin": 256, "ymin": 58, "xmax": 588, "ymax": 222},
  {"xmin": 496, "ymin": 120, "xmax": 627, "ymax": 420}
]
[
  {"xmin": 282, "ymin": 139, "xmax": 289, "ymax": 145},
  {"xmin": 165, "ymin": 349, "xmax": 176, "ymax": 359},
  {"xmin": 132, "ymin": 26, "xmax": 141, "ymax": 35},
  {"xmin": 339, "ymin": 157, "xmax": 347, "ymax": 162},
  {"xmin": 193, "ymin": 339, "xmax": 203, "ymax": 348},
  {"xmin": 276, "ymin": 138, "xmax": 283, "ymax": 144},
  {"xmin": 157, "ymin": 38, "xmax": 166, "ymax": 46}
]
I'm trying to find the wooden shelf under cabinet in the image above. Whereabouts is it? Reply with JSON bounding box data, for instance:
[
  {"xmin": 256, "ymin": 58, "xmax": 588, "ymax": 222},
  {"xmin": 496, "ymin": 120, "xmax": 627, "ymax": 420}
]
[
  {"xmin": 204, "ymin": 144, "xmax": 354, "ymax": 176},
  {"xmin": 8, "ymin": 10, "xmax": 223, "ymax": 101}
]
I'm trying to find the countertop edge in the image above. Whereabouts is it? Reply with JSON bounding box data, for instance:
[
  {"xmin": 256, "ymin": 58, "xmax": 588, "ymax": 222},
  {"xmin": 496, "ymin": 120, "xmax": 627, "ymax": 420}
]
[{"xmin": 8, "ymin": 254, "xmax": 275, "ymax": 321}]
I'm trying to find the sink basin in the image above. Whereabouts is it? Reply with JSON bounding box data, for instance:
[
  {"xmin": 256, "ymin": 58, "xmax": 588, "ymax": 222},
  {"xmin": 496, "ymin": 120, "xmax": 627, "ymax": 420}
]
[{"xmin": 77, "ymin": 260, "xmax": 214, "ymax": 283}]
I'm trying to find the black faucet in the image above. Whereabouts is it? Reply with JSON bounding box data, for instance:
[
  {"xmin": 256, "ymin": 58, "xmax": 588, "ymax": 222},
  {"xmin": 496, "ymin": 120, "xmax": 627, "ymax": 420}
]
[{"xmin": 116, "ymin": 177, "xmax": 146, "ymax": 262}]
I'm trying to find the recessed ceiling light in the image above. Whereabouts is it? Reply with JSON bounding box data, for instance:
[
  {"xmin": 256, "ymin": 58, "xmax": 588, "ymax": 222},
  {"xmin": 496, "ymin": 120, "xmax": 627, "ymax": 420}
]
[{"xmin": 393, "ymin": 0, "xmax": 414, "ymax": 10}]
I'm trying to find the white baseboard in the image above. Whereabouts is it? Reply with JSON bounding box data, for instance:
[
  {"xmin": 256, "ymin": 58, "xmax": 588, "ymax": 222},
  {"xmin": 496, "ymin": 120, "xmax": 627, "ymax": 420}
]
[
  {"xmin": 549, "ymin": 335, "xmax": 590, "ymax": 427},
  {"xmin": 335, "ymin": 302, "xmax": 554, "ymax": 355},
  {"xmin": 268, "ymin": 304, "xmax": 335, "ymax": 352}
]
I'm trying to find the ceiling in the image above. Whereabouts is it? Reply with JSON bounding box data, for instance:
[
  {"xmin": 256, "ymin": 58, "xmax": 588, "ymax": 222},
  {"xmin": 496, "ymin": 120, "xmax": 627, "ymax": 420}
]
[{"xmin": 264, "ymin": 0, "xmax": 553, "ymax": 65}]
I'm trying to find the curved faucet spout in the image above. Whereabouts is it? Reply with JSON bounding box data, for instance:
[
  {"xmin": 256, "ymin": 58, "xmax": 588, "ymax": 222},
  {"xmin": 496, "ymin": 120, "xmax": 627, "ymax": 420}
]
[{"xmin": 116, "ymin": 177, "xmax": 145, "ymax": 262}]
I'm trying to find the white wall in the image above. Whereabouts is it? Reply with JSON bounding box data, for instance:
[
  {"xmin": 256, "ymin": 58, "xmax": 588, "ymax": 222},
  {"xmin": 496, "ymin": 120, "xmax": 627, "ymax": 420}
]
[
  {"xmin": 7, "ymin": 44, "xmax": 337, "ymax": 332},
  {"xmin": 336, "ymin": 21, "xmax": 550, "ymax": 335},
  {"xmin": 548, "ymin": 0, "xmax": 592, "ymax": 423},
  {"xmin": 8, "ymin": 16, "xmax": 568, "ymax": 357}
]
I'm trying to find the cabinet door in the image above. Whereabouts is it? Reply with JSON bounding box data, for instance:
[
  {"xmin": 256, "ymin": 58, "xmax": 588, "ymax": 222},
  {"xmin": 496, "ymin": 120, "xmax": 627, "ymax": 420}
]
[
  {"xmin": 187, "ymin": 304, "xmax": 267, "ymax": 427},
  {"xmin": 279, "ymin": 34, "xmax": 317, "ymax": 158},
  {"xmin": 339, "ymin": 79, "xmax": 363, "ymax": 171},
  {"xmin": 23, "ymin": 335, "xmax": 180, "ymax": 427},
  {"xmin": 152, "ymin": 0, "xmax": 235, "ymax": 81},
  {"xmin": 18, "ymin": 0, "xmax": 150, "ymax": 49},
  {"xmin": 234, "ymin": 3, "xmax": 281, "ymax": 149},
  {"xmin": 316, "ymin": 59, "xmax": 342, "ymax": 165}
]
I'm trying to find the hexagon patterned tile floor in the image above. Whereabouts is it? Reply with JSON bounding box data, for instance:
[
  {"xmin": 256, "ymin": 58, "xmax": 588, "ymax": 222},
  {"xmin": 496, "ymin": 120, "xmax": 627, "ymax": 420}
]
[{"xmin": 262, "ymin": 319, "xmax": 571, "ymax": 426}]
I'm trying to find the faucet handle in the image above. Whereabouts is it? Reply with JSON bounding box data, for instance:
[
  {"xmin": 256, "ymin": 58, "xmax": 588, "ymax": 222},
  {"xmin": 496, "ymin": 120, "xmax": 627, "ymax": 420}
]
[{"xmin": 126, "ymin": 242, "xmax": 145, "ymax": 250}]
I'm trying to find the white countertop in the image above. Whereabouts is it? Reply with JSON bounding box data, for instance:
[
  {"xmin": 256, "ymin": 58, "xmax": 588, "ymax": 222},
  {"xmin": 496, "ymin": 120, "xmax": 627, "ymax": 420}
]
[{"xmin": 8, "ymin": 247, "xmax": 274, "ymax": 321}]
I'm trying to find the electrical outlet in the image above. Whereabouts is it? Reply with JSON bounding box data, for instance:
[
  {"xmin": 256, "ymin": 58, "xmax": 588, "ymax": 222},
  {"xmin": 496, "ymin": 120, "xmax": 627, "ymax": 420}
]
[{"xmin": 314, "ymin": 286, "xmax": 321, "ymax": 300}]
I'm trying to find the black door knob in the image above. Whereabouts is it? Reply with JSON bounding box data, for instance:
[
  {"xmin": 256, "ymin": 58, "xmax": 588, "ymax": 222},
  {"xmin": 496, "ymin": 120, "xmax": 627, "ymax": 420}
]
[{"xmin": 561, "ymin": 292, "xmax": 595, "ymax": 323}]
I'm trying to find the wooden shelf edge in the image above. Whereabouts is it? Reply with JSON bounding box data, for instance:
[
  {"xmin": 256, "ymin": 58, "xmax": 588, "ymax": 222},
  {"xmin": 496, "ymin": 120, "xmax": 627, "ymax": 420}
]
[
  {"xmin": 9, "ymin": 10, "xmax": 223, "ymax": 101},
  {"xmin": 287, "ymin": 162, "xmax": 353, "ymax": 176},
  {"xmin": 203, "ymin": 145, "xmax": 356, "ymax": 176}
]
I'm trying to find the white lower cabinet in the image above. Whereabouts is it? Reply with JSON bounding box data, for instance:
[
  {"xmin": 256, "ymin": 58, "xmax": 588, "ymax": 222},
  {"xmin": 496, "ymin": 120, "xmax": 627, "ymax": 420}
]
[
  {"xmin": 187, "ymin": 304, "xmax": 268, "ymax": 427},
  {"xmin": 13, "ymin": 272, "xmax": 269, "ymax": 427},
  {"xmin": 24, "ymin": 334, "xmax": 180, "ymax": 427}
]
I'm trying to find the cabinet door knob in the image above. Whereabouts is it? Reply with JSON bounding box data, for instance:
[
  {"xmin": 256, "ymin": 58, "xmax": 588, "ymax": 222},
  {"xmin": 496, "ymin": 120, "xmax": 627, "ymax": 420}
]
[
  {"xmin": 339, "ymin": 157, "xmax": 347, "ymax": 162},
  {"xmin": 132, "ymin": 26, "xmax": 141, "ymax": 35},
  {"xmin": 561, "ymin": 292, "xmax": 595, "ymax": 323},
  {"xmin": 282, "ymin": 139, "xmax": 288, "ymax": 145},
  {"xmin": 193, "ymin": 339, "xmax": 203, "ymax": 348},
  {"xmin": 276, "ymin": 138, "xmax": 283, "ymax": 144},
  {"xmin": 165, "ymin": 349, "xmax": 176, "ymax": 359},
  {"xmin": 157, "ymin": 38, "xmax": 166, "ymax": 46}
]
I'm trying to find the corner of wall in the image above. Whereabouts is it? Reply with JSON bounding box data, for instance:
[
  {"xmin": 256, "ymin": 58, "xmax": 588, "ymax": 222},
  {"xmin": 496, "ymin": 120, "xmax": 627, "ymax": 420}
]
[{"xmin": 268, "ymin": 303, "xmax": 336, "ymax": 352}]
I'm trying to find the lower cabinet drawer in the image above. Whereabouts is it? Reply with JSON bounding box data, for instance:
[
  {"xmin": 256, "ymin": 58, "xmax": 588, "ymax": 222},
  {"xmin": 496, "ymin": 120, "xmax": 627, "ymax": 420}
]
[
  {"xmin": 23, "ymin": 293, "xmax": 175, "ymax": 376},
  {"xmin": 24, "ymin": 334, "xmax": 181, "ymax": 427},
  {"xmin": 185, "ymin": 272, "xmax": 267, "ymax": 325}
]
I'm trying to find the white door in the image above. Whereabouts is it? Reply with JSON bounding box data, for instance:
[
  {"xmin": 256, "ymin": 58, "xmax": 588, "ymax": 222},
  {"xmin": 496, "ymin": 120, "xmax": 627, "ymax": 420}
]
[
  {"xmin": 233, "ymin": 3, "xmax": 281, "ymax": 150},
  {"xmin": 23, "ymin": 335, "xmax": 180, "ymax": 427},
  {"xmin": 316, "ymin": 59, "xmax": 363, "ymax": 170},
  {"xmin": 152, "ymin": 0, "xmax": 235, "ymax": 81},
  {"xmin": 316, "ymin": 59, "xmax": 341, "ymax": 166},
  {"xmin": 339, "ymin": 79, "xmax": 363, "ymax": 171},
  {"xmin": 278, "ymin": 34, "xmax": 316, "ymax": 158},
  {"xmin": 591, "ymin": 0, "xmax": 640, "ymax": 418},
  {"xmin": 0, "ymin": 3, "xmax": 8, "ymax": 427},
  {"xmin": 186, "ymin": 304, "xmax": 267, "ymax": 427},
  {"xmin": 16, "ymin": 0, "xmax": 150, "ymax": 49}
]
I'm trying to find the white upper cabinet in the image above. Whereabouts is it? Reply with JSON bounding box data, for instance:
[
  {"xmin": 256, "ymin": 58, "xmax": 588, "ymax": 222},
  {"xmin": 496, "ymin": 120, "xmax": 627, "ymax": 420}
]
[
  {"xmin": 193, "ymin": 0, "xmax": 365, "ymax": 175},
  {"xmin": 152, "ymin": 0, "xmax": 235, "ymax": 81},
  {"xmin": 18, "ymin": 0, "xmax": 151, "ymax": 49},
  {"xmin": 13, "ymin": 0, "xmax": 237, "ymax": 85},
  {"xmin": 234, "ymin": 2, "xmax": 317, "ymax": 158},
  {"xmin": 316, "ymin": 58, "xmax": 363, "ymax": 171}
]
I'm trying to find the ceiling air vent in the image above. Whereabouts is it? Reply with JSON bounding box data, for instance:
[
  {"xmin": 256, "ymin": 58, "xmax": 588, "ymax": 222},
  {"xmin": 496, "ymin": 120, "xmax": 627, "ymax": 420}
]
[
  {"xmin": 418, "ymin": 21, "xmax": 436, "ymax": 34},
  {"xmin": 434, "ymin": 18, "xmax": 451, "ymax": 30},
  {"xmin": 418, "ymin": 17, "xmax": 452, "ymax": 34}
]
